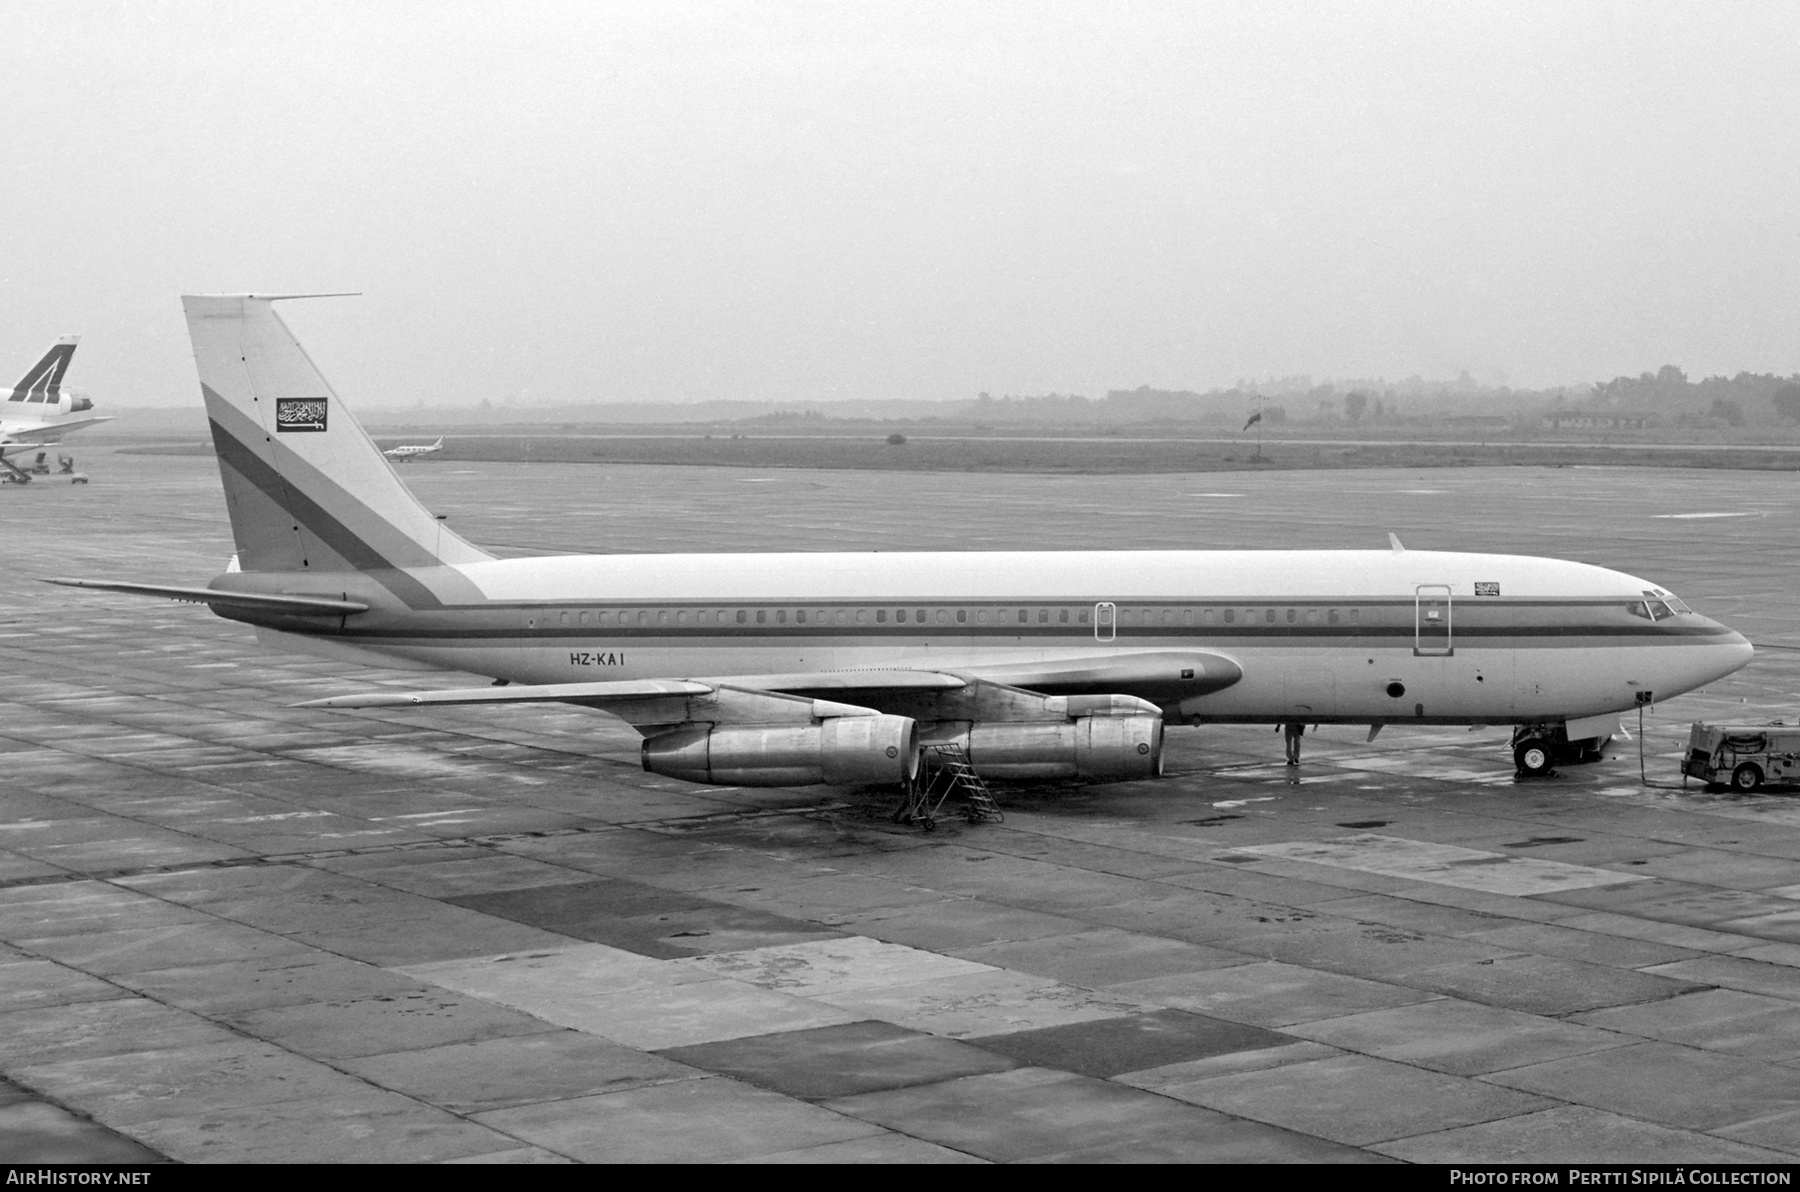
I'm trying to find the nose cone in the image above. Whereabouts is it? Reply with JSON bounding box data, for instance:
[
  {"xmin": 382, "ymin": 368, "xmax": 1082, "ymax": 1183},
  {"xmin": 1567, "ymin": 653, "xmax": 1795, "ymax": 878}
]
[
  {"xmin": 1694, "ymin": 619, "xmax": 1754, "ymax": 686},
  {"xmin": 1648, "ymin": 618, "xmax": 1754, "ymax": 704},
  {"xmin": 1717, "ymin": 628, "xmax": 1755, "ymax": 679}
]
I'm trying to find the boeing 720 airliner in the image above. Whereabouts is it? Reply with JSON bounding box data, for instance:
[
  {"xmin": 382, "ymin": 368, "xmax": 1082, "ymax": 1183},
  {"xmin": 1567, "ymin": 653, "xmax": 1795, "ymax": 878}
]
[{"xmin": 52, "ymin": 296, "xmax": 1753, "ymax": 789}]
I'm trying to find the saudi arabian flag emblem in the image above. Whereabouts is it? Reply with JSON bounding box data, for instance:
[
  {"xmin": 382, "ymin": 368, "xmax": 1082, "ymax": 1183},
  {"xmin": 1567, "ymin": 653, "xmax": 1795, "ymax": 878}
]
[{"xmin": 275, "ymin": 398, "xmax": 328, "ymax": 432}]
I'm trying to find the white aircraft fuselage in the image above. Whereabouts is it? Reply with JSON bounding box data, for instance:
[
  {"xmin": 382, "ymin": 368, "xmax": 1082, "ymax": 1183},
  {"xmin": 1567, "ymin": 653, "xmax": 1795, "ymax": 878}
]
[
  {"xmin": 383, "ymin": 437, "xmax": 442, "ymax": 462},
  {"xmin": 233, "ymin": 547, "xmax": 1749, "ymax": 729}
]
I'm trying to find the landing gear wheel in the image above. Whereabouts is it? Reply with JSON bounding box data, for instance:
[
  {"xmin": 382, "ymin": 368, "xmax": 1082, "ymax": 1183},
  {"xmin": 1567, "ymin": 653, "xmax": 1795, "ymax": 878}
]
[
  {"xmin": 1731, "ymin": 763, "xmax": 1764, "ymax": 792},
  {"xmin": 922, "ymin": 817, "xmax": 936, "ymax": 833},
  {"xmin": 1514, "ymin": 739, "xmax": 1555, "ymax": 778}
]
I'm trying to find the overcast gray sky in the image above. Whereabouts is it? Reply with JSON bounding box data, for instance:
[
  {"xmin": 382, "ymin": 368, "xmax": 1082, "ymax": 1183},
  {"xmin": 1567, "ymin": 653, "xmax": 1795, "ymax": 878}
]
[{"xmin": 3, "ymin": 1, "xmax": 1797, "ymax": 408}]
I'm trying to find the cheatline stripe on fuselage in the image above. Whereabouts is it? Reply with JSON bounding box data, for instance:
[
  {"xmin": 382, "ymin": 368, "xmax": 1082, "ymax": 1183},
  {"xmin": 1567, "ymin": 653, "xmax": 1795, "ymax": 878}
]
[
  {"xmin": 227, "ymin": 603, "xmax": 1733, "ymax": 648},
  {"xmin": 305, "ymin": 597, "xmax": 1691, "ymax": 613},
  {"xmin": 310, "ymin": 633, "xmax": 1726, "ymax": 649}
]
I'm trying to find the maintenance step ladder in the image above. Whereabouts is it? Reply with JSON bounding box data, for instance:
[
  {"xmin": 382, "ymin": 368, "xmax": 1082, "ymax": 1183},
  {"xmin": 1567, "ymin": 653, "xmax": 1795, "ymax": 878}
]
[{"xmin": 892, "ymin": 743, "xmax": 1003, "ymax": 831}]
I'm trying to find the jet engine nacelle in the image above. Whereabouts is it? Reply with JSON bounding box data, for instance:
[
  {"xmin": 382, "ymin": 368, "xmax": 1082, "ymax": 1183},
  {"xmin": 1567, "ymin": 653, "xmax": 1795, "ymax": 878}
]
[
  {"xmin": 46, "ymin": 386, "xmax": 93, "ymax": 412},
  {"xmin": 642, "ymin": 714, "xmax": 920, "ymax": 787},
  {"xmin": 945, "ymin": 713, "xmax": 1164, "ymax": 781}
]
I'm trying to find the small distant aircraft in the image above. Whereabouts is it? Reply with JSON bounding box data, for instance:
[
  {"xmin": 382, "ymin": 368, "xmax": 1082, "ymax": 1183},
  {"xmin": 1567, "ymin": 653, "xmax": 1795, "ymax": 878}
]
[
  {"xmin": 383, "ymin": 436, "xmax": 443, "ymax": 462},
  {"xmin": 0, "ymin": 337, "xmax": 110, "ymax": 448}
]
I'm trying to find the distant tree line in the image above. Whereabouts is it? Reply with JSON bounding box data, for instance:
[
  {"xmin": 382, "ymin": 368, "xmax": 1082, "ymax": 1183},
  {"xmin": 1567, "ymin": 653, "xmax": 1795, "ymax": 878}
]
[
  {"xmin": 1588, "ymin": 365, "xmax": 1800, "ymax": 426},
  {"xmin": 441, "ymin": 367, "xmax": 1800, "ymax": 432}
]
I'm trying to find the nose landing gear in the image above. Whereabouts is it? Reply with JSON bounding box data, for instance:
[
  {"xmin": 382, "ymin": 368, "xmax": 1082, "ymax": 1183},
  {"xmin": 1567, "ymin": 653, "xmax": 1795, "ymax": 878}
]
[
  {"xmin": 1510, "ymin": 720, "xmax": 1616, "ymax": 780},
  {"xmin": 1514, "ymin": 736, "xmax": 1556, "ymax": 779}
]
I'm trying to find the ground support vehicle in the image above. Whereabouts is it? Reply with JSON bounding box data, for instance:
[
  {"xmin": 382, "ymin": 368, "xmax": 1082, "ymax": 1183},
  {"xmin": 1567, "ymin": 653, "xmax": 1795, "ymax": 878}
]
[{"xmin": 1682, "ymin": 721, "xmax": 1800, "ymax": 791}]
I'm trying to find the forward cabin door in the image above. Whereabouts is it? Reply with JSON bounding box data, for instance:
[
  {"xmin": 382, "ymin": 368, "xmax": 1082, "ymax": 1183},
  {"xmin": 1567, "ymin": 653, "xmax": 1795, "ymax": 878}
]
[
  {"xmin": 1094, "ymin": 602, "xmax": 1116, "ymax": 643},
  {"xmin": 1415, "ymin": 585, "xmax": 1452, "ymax": 656}
]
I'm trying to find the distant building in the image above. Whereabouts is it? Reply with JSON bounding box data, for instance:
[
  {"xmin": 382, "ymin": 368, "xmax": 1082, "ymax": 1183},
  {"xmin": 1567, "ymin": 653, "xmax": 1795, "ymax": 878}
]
[
  {"xmin": 1541, "ymin": 410, "xmax": 1654, "ymax": 430},
  {"xmin": 1440, "ymin": 415, "xmax": 1512, "ymax": 430}
]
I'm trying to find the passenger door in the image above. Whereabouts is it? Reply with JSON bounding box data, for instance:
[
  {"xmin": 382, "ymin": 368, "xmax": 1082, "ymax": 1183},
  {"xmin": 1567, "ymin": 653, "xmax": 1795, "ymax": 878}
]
[{"xmin": 1415, "ymin": 585, "xmax": 1452, "ymax": 656}]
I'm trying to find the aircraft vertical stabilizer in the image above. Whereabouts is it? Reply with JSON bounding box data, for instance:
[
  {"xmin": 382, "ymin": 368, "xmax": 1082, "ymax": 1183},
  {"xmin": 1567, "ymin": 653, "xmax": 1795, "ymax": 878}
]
[
  {"xmin": 7, "ymin": 337, "xmax": 79, "ymax": 404},
  {"xmin": 182, "ymin": 295, "xmax": 493, "ymax": 581}
]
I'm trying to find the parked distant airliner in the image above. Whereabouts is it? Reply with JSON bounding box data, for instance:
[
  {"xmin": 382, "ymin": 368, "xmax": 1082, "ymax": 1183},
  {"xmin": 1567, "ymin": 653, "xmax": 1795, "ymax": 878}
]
[
  {"xmin": 1, "ymin": 337, "xmax": 110, "ymax": 450},
  {"xmin": 383, "ymin": 436, "xmax": 443, "ymax": 462},
  {"xmin": 53, "ymin": 296, "xmax": 1753, "ymax": 788}
]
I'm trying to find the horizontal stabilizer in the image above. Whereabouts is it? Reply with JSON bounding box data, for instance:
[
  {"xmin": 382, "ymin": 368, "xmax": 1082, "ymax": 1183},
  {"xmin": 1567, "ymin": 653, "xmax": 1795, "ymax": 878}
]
[
  {"xmin": 44, "ymin": 578, "xmax": 368, "ymax": 615},
  {"xmin": 297, "ymin": 678, "xmax": 714, "ymax": 709},
  {"xmin": 24, "ymin": 416, "xmax": 112, "ymax": 442}
]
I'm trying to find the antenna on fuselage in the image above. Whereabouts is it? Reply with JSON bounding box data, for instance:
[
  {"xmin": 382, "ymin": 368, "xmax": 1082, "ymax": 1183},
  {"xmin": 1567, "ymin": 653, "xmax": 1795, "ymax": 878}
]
[{"xmin": 1388, "ymin": 533, "xmax": 1405, "ymax": 553}]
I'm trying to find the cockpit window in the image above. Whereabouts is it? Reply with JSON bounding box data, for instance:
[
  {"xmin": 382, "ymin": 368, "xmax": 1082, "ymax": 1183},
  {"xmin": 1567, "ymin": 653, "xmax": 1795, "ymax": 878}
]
[
  {"xmin": 1628, "ymin": 599, "xmax": 1683, "ymax": 621},
  {"xmin": 1666, "ymin": 596, "xmax": 1692, "ymax": 614}
]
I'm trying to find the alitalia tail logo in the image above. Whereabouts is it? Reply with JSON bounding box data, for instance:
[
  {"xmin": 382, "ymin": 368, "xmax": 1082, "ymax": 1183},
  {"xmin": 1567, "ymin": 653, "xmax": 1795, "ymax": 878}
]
[
  {"xmin": 275, "ymin": 398, "xmax": 328, "ymax": 432},
  {"xmin": 8, "ymin": 341, "xmax": 77, "ymax": 403}
]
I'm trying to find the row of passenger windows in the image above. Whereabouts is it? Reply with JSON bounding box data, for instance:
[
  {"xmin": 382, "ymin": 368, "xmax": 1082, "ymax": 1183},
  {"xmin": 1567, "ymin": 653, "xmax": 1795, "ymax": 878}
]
[{"xmin": 551, "ymin": 606, "xmax": 1373, "ymax": 628}]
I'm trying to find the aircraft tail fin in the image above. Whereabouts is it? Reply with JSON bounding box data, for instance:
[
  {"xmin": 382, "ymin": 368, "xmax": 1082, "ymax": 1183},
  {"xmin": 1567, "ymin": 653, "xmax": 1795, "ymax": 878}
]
[
  {"xmin": 181, "ymin": 296, "xmax": 493, "ymax": 584},
  {"xmin": 8, "ymin": 337, "xmax": 78, "ymax": 403}
]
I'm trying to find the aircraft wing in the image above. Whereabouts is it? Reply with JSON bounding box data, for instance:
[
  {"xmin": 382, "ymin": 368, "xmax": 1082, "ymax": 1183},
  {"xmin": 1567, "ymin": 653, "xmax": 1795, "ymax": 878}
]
[
  {"xmin": 962, "ymin": 650, "xmax": 1242, "ymax": 700},
  {"xmin": 708, "ymin": 670, "xmax": 968, "ymax": 694},
  {"xmin": 745, "ymin": 652, "xmax": 1241, "ymax": 703},
  {"xmin": 292, "ymin": 653, "xmax": 1238, "ymax": 728},
  {"xmin": 299, "ymin": 678, "xmax": 715, "ymax": 708},
  {"xmin": 44, "ymin": 578, "xmax": 368, "ymax": 616},
  {"xmin": 300, "ymin": 670, "xmax": 963, "ymax": 709},
  {"xmin": 297, "ymin": 677, "xmax": 896, "ymax": 731}
]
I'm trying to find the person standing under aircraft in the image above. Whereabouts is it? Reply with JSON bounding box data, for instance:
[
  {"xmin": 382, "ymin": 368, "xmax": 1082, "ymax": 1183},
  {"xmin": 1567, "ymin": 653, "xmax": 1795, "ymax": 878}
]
[{"xmin": 1283, "ymin": 721, "xmax": 1305, "ymax": 765}]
